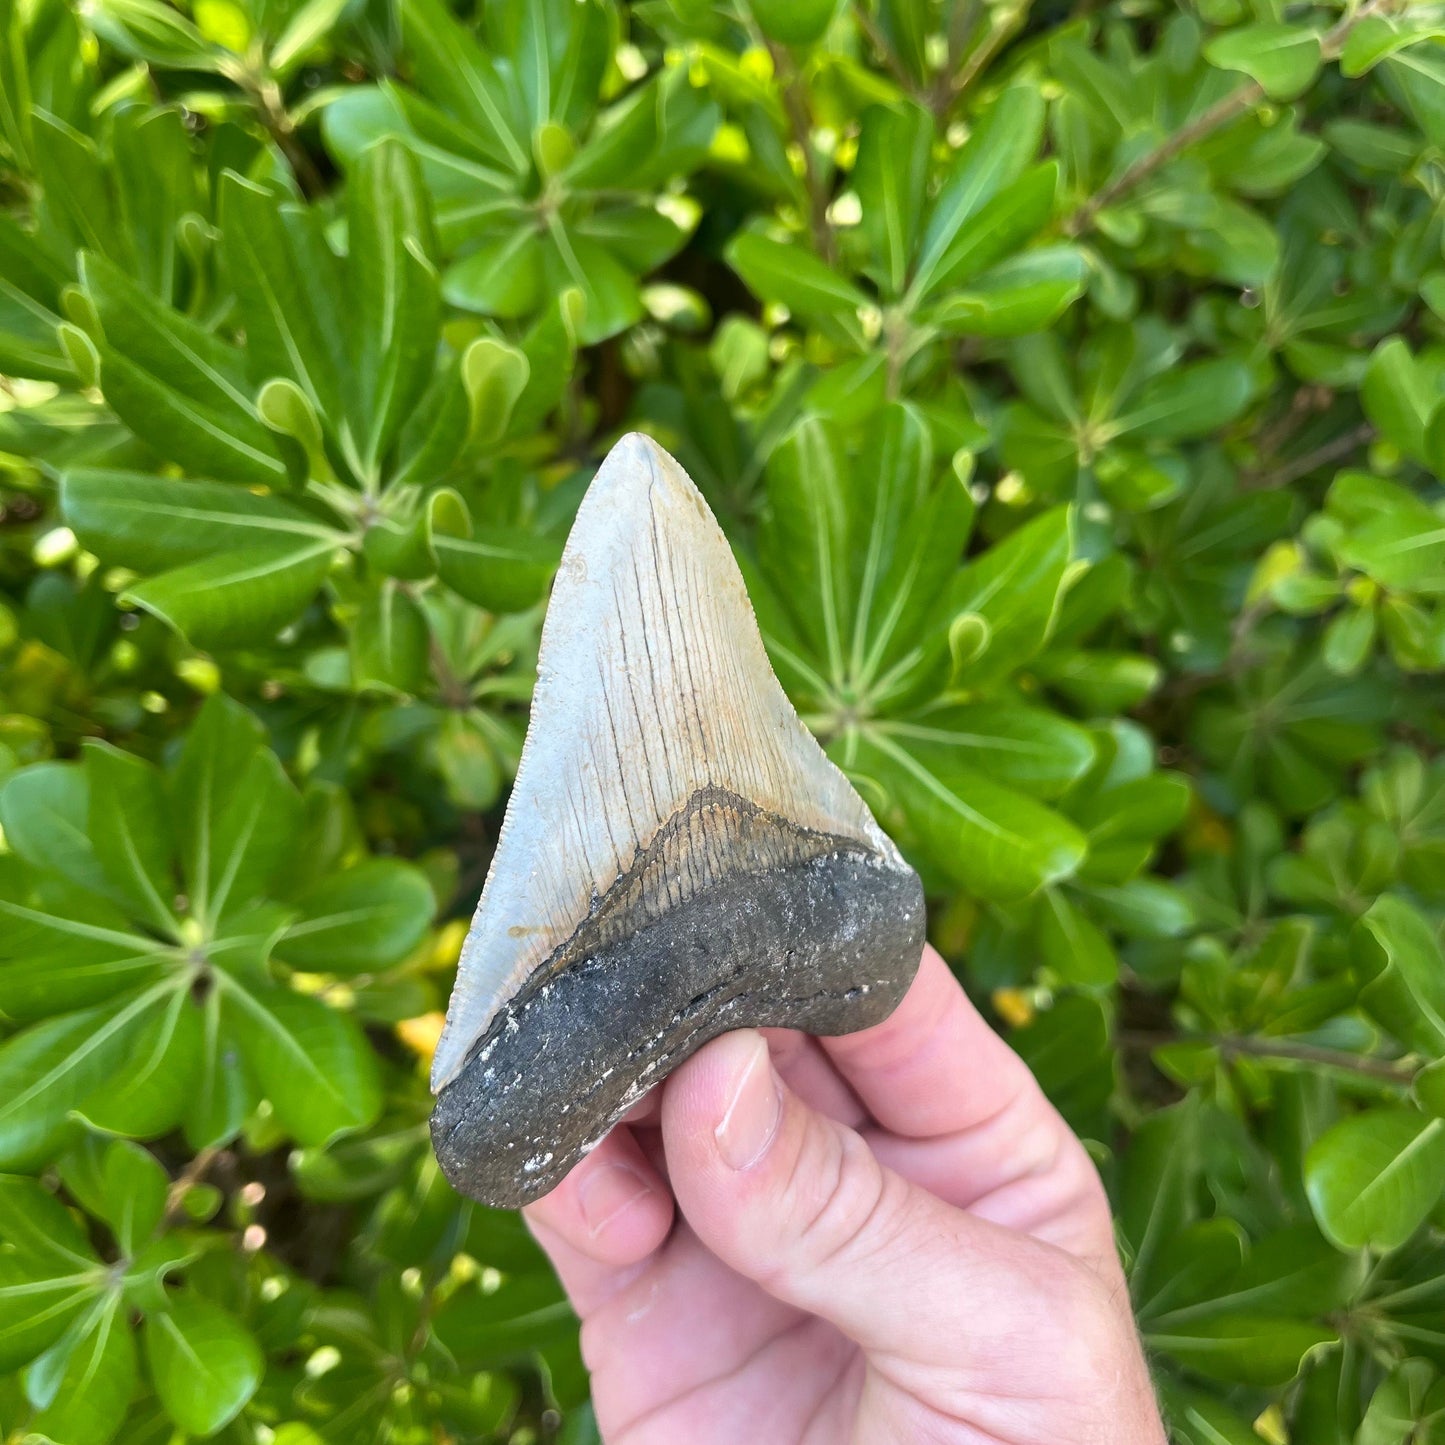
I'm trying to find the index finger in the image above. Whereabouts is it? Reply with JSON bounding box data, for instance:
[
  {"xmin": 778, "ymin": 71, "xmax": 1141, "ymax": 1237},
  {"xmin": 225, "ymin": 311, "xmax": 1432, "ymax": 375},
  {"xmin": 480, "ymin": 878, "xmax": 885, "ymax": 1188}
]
[{"xmin": 819, "ymin": 944, "xmax": 1052, "ymax": 1139}]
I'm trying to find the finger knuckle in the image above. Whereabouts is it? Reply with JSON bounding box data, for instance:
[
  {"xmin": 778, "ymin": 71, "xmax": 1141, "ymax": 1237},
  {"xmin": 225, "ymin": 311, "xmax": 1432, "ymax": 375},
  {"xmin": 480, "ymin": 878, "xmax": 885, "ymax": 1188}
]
[{"xmin": 783, "ymin": 1125, "xmax": 898, "ymax": 1282}]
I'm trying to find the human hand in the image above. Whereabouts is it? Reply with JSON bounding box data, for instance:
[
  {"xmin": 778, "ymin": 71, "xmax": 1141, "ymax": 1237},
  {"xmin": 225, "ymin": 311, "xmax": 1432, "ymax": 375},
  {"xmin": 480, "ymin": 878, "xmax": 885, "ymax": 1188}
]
[{"xmin": 524, "ymin": 946, "xmax": 1167, "ymax": 1444}]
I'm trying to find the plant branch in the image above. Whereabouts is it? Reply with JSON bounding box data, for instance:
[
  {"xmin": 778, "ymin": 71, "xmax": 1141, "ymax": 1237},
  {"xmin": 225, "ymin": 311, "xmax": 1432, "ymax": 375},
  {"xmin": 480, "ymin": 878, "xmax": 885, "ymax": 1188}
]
[
  {"xmin": 851, "ymin": 3, "xmax": 919, "ymax": 97},
  {"xmin": 1066, "ymin": 0, "xmax": 1396, "ymax": 237},
  {"xmin": 233, "ymin": 68, "xmax": 325, "ymax": 198},
  {"xmin": 429, "ymin": 637, "xmax": 472, "ymax": 711},
  {"xmin": 946, "ymin": 0, "xmax": 1032, "ymax": 110},
  {"xmin": 1120, "ymin": 1029, "xmax": 1419, "ymax": 1085},
  {"xmin": 1241, "ymin": 421, "xmax": 1376, "ymax": 491},
  {"xmin": 1066, "ymin": 82, "xmax": 1265, "ymax": 236},
  {"xmin": 164, "ymin": 1146, "xmax": 221, "ymax": 1224},
  {"xmin": 770, "ymin": 43, "xmax": 836, "ymax": 265}
]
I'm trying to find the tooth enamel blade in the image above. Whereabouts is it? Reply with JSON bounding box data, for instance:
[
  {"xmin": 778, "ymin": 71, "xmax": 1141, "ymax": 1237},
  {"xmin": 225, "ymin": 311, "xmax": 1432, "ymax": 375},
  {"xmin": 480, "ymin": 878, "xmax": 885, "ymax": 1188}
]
[{"xmin": 431, "ymin": 432, "xmax": 924, "ymax": 1206}]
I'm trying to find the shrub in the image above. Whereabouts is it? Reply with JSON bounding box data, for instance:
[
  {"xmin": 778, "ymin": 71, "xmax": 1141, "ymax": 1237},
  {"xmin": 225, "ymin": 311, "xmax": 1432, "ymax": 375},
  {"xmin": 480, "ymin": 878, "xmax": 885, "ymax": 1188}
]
[{"xmin": 1, "ymin": 0, "xmax": 1444, "ymax": 1440}]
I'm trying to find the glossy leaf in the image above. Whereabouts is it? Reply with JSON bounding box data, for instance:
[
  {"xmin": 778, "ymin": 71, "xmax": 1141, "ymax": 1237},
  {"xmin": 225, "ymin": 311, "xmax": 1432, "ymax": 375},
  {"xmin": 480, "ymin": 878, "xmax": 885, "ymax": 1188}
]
[
  {"xmin": 1206, "ymin": 24, "xmax": 1323, "ymax": 102},
  {"xmin": 1354, "ymin": 895, "xmax": 1445, "ymax": 1055},
  {"xmin": 845, "ymin": 730, "xmax": 1087, "ymax": 900},
  {"xmin": 1306, "ymin": 1109, "xmax": 1445, "ymax": 1252},
  {"xmin": 223, "ymin": 979, "xmax": 381, "ymax": 1146},
  {"xmin": 145, "ymin": 1291, "xmax": 262, "ymax": 1436},
  {"xmin": 63, "ymin": 471, "xmax": 342, "ymax": 575},
  {"xmin": 277, "ymin": 860, "xmax": 434, "ymax": 973}
]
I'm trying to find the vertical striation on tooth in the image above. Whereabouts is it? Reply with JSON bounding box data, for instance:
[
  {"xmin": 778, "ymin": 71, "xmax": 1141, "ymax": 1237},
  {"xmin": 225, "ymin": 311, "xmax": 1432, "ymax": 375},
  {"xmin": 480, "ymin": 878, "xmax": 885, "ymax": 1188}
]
[{"xmin": 431, "ymin": 432, "xmax": 924, "ymax": 1208}]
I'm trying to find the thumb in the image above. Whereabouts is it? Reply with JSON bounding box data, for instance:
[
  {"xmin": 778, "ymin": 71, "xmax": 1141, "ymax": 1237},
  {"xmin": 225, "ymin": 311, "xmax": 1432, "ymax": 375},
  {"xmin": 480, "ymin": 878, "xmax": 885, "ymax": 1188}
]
[{"xmin": 660, "ymin": 1030, "xmax": 1069, "ymax": 1367}]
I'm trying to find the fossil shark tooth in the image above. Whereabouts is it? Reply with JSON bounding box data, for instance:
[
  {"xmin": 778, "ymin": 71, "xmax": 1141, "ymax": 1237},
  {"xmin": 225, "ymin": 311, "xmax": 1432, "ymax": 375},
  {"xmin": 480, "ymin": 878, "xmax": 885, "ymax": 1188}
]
[{"xmin": 430, "ymin": 433, "xmax": 925, "ymax": 1208}]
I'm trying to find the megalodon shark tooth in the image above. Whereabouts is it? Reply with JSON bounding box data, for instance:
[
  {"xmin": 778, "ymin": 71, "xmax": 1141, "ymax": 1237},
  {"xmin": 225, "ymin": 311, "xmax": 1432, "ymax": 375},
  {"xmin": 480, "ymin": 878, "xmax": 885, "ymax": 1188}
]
[{"xmin": 430, "ymin": 433, "xmax": 925, "ymax": 1208}]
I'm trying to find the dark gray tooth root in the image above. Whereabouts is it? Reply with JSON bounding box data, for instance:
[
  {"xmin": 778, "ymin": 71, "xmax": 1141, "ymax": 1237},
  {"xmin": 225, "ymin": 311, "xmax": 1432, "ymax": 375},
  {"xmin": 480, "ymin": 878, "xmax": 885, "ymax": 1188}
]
[
  {"xmin": 429, "ymin": 433, "xmax": 925, "ymax": 1210},
  {"xmin": 431, "ymin": 825, "xmax": 924, "ymax": 1208}
]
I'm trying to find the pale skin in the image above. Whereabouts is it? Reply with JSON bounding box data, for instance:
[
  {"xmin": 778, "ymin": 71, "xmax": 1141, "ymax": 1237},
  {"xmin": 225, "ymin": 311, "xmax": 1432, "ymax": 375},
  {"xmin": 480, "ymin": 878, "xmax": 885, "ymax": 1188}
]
[{"xmin": 524, "ymin": 946, "xmax": 1169, "ymax": 1445}]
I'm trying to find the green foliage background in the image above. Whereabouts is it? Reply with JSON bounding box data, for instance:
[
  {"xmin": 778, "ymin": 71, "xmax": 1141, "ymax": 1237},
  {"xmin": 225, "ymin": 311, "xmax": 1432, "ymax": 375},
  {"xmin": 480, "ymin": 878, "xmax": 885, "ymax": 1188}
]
[{"xmin": 1, "ymin": 0, "xmax": 1445, "ymax": 1439}]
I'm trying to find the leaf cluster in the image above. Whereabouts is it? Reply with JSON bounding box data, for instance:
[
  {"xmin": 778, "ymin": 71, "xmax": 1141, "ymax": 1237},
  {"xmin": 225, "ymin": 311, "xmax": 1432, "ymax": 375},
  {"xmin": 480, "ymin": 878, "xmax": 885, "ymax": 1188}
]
[{"xmin": 2, "ymin": 0, "xmax": 1445, "ymax": 1441}]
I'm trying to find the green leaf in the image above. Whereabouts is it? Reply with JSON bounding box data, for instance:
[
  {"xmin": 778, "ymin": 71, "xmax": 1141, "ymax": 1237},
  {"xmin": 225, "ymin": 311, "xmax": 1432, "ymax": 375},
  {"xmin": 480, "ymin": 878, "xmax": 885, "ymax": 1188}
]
[
  {"xmin": 218, "ymin": 172, "xmax": 345, "ymax": 422},
  {"xmin": 443, "ymin": 225, "xmax": 545, "ymax": 319},
  {"xmin": 1147, "ymin": 1311, "xmax": 1335, "ymax": 1387},
  {"xmin": 747, "ymin": 0, "xmax": 838, "ymax": 47},
  {"xmin": 1161, "ymin": 1385, "xmax": 1263, "ymax": 1445},
  {"xmin": 269, "ymin": 0, "xmax": 352, "ymax": 76},
  {"xmin": 433, "ymin": 710, "xmax": 506, "ymax": 809},
  {"xmin": 1305, "ymin": 1108, "xmax": 1445, "ymax": 1251},
  {"xmin": 1070, "ymin": 774, "xmax": 1192, "ymax": 850},
  {"xmin": 0, "ymin": 882, "xmax": 168, "ymax": 1022},
  {"xmin": 852, "ymin": 101, "xmax": 932, "ymax": 297},
  {"xmin": 110, "ymin": 106, "xmax": 197, "ymax": 303},
  {"xmin": 759, "ymin": 415, "xmax": 851, "ymax": 678},
  {"xmin": 509, "ymin": 287, "xmax": 584, "ymax": 434},
  {"xmin": 541, "ymin": 229, "xmax": 643, "ymax": 345},
  {"xmin": 80, "ymin": 254, "xmax": 288, "ymax": 487},
  {"xmin": 918, "ymin": 164, "xmax": 1061, "ymax": 302},
  {"xmin": 0, "ymin": 989, "xmax": 173, "ymax": 1170},
  {"xmin": 1418, "ymin": 1057, "xmax": 1445, "ymax": 1118},
  {"xmin": 1354, "ymin": 895, "xmax": 1445, "ymax": 1056},
  {"xmin": 347, "ymin": 139, "xmax": 441, "ymax": 472},
  {"xmin": 31, "ymin": 113, "xmax": 120, "ymax": 267},
  {"xmin": 843, "ymin": 404, "xmax": 973, "ymax": 694},
  {"xmin": 185, "ymin": 989, "xmax": 254, "ymax": 1151},
  {"xmin": 1010, "ymin": 994, "xmax": 1114, "ymax": 1139},
  {"xmin": 126, "ymin": 537, "xmax": 338, "ymax": 648},
  {"xmin": 168, "ymin": 695, "xmax": 302, "ymax": 929},
  {"xmin": 1147, "ymin": 1225, "xmax": 1358, "ymax": 1326},
  {"xmin": 145, "ymin": 1290, "xmax": 262, "ymax": 1436},
  {"xmin": 1135, "ymin": 1218, "xmax": 1245, "ymax": 1322},
  {"xmin": 1340, "ymin": 16, "xmax": 1445, "ymax": 78},
  {"xmin": 92, "ymin": 340, "xmax": 294, "ymax": 488},
  {"xmin": 398, "ymin": 0, "xmax": 528, "ymax": 173},
  {"xmin": 929, "ymin": 247, "xmax": 1089, "ymax": 337},
  {"xmin": 78, "ymin": 988, "xmax": 203, "ymax": 1139},
  {"xmin": 1205, "ymin": 23, "xmax": 1323, "ymax": 102},
  {"xmin": 726, "ymin": 233, "xmax": 869, "ymax": 338},
  {"xmin": 223, "ymin": 979, "xmax": 381, "ymax": 1145},
  {"xmin": 95, "ymin": 1140, "xmax": 168, "ymax": 1256},
  {"xmin": 0, "ymin": 762, "xmax": 112, "ymax": 897},
  {"xmin": 1113, "ymin": 358, "xmax": 1253, "ymax": 441},
  {"xmin": 566, "ymin": 70, "xmax": 717, "ymax": 193},
  {"xmin": 62, "ymin": 470, "xmax": 343, "ymax": 575},
  {"xmin": 911, "ymin": 79, "xmax": 1046, "ymax": 302},
  {"xmin": 429, "ymin": 499, "xmax": 558, "ymax": 614},
  {"xmin": 876, "ymin": 705, "xmax": 1095, "ymax": 798},
  {"xmin": 949, "ymin": 506, "xmax": 1073, "ymax": 688},
  {"xmin": 81, "ymin": 743, "xmax": 176, "ymax": 937},
  {"xmin": 461, "ymin": 335, "xmax": 531, "ymax": 444},
  {"xmin": 1037, "ymin": 889, "xmax": 1118, "ymax": 987},
  {"xmin": 1355, "ymin": 1359, "xmax": 1444, "ymax": 1445},
  {"xmin": 0, "ymin": 214, "xmax": 72, "ymax": 382},
  {"xmin": 1322, "ymin": 604, "xmax": 1376, "ymax": 676},
  {"xmin": 0, "ymin": 1174, "xmax": 95, "ymax": 1270},
  {"xmin": 29, "ymin": 1293, "xmax": 137, "ymax": 1445},
  {"xmin": 351, "ymin": 580, "xmax": 430, "ymax": 694},
  {"xmin": 276, "ymin": 859, "xmax": 434, "ymax": 973},
  {"xmin": 0, "ymin": 1175, "xmax": 102, "ymax": 1372},
  {"xmin": 83, "ymin": 0, "xmax": 222, "ymax": 69},
  {"xmin": 1331, "ymin": 476, "xmax": 1445, "ymax": 596},
  {"xmin": 1034, "ymin": 649, "xmax": 1162, "ymax": 713},
  {"xmin": 1361, "ymin": 338, "xmax": 1438, "ymax": 465},
  {"xmin": 845, "ymin": 730, "xmax": 1086, "ymax": 901},
  {"xmin": 1120, "ymin": 1102, "xmax": 1201, "ymax": 1298}
]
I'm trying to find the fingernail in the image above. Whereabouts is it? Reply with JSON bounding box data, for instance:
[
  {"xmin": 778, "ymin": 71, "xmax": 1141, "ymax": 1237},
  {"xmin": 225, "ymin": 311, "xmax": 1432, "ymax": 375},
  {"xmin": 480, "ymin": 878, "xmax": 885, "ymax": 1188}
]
[
  {"xmin": 577, "ymin": 1162, "xmax": 651, "ymax": 1237},
  {"xmin": 715, "ymin": 1034, "xmax": 782, "ymax": 1171}
]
